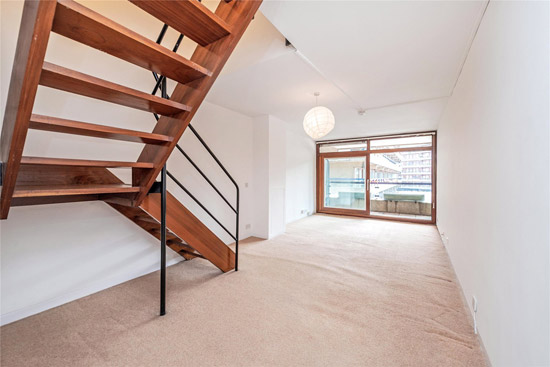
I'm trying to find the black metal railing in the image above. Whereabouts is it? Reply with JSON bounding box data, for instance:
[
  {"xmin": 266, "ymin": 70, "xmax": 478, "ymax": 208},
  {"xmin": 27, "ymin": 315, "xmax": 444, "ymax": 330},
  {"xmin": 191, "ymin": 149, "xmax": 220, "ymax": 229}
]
[{"xmin": 151, "ymin": 23, "xmax": 240, "ymax": 315}]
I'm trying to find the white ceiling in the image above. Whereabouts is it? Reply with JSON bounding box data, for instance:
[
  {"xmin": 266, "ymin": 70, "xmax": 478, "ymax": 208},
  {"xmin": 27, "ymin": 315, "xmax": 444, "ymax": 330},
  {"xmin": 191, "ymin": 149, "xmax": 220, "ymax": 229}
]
[{"xmin": 206, "ymin": 0, "xmax": 487, "ymax": 139}]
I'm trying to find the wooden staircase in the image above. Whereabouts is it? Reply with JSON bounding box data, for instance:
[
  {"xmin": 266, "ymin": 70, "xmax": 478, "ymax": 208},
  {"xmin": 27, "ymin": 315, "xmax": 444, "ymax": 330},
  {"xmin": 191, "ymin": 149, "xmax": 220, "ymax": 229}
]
[{"xmin": 0, "ymin": 0, "xmax": 261, "ymax": 272}]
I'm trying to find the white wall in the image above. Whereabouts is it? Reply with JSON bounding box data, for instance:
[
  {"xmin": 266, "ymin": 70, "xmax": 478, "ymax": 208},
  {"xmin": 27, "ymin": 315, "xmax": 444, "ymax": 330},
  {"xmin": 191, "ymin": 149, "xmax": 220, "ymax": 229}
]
[
  {"xmin": 436, "ymin": 2, "xmax": 549, "ymax": 366},
  {"xmin": 268, "ymin": 116, "xmax": 287, "ymax": 237},
  {"xmin": 285, "ymin": 124, "xmax": 316, "ymax": 224},
  {"xmin": 0, "ymin": 1, "xmax": 257, "ymax": 325},
  {"xmin": 250, "ymin": 115, "xmax": 288, "ymax": 239},
  {"xmin": 250, "ymin": 114, "xmax": 316, "ymax": 237},
  {"xmin": 251, "ymin": 115, "xmax": 270, "ymax": 238}
]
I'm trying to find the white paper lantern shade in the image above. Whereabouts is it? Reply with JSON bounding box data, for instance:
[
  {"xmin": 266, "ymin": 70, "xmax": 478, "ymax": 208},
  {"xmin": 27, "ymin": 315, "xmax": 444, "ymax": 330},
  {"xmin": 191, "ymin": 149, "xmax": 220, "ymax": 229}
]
[{"xmin": 303, "ymin": 106, "xmax": 335, "ymax": 139}]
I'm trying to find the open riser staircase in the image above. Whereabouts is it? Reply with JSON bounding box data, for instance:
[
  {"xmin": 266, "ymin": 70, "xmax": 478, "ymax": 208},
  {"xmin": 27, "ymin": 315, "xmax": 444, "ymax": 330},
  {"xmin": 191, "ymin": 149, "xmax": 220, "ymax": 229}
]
[{"xmin": 0, "ymin": 0, "xmax": 262, "ymax": 275}]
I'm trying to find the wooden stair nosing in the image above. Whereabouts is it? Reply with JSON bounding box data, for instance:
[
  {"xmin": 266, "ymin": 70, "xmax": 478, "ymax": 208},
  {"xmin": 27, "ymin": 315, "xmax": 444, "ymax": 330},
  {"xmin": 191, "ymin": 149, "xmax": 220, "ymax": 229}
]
[
  {"xmin": 13, "ymin": 184, "xmax": 140, "ymax": 198},
  {"xmin": 39, "ymin": 62, "xmax": 192, "ymax": 116},
  {"xmin": 20, "ymin": 156, "xmax": 154, "ymax": 168},
  {"xmin": 29, "ymin": 114, "xmax": 173, "ymax": 144},
  {"xmin": 11, "ymin": 194, "xmax": 101, "ymax": 207},
  {"xmin": 129, "ymin": 0, "xmax": 232, "ymax": 47},
  {"xmin": 53, "ymin": 0, "xmax": 212, "ymax": 84}
]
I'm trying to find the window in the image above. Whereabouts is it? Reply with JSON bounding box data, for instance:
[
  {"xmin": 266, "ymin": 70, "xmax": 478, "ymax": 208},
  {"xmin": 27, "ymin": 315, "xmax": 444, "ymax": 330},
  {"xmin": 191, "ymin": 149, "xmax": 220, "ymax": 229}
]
[
  {"xmin": 319, "ymin": 141, "xmax": 366, "ymax": 153},
  {"xmin": 317, "ymin": 133, "xmax": 435, "ymax": 223}
]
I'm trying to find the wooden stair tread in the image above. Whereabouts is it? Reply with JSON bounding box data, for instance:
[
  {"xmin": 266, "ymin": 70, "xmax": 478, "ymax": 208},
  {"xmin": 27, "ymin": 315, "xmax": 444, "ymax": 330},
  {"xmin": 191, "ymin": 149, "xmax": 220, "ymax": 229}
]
[
  {"xmin": 13, "ymin": 184, "xmax": 140, "ymax": 198},
  {"xmin": 21, "ymin": 156, "xmax": 154, "ymax": 168},
  {"xmin": 39, "ymin": 62, "xmax": 191, "ymax": 115},
  {"xmin": 130, "ymin": 0, "xmax": 232, "ymax": 47},
  {"xmin": 53, "ymin": 0, "xmax": 211, "ymax": 84},
  {"xmin": 29, "ymin": 114, "xmax": 173, "ymax": 144}
]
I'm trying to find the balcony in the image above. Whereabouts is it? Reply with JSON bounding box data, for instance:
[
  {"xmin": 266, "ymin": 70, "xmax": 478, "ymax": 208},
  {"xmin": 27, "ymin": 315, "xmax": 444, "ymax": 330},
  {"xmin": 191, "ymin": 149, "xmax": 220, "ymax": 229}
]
[{"xmin": 324, "ymin": 179, "xmax": 432, "ymax": 220}]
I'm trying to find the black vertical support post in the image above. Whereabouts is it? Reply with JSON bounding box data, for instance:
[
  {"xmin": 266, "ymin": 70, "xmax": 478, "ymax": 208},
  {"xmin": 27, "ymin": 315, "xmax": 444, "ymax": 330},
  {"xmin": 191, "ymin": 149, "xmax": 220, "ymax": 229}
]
[
  {"xmin": 235, "ymin": 188, "xmax": 240, "ymax": 271},
  {"xmin": 160, "ymin": 165, "xmax": 167, "ymax": 316},
  {"xmin": 159, "ymin": 76, "xmax": 168, "ymax": 316}
]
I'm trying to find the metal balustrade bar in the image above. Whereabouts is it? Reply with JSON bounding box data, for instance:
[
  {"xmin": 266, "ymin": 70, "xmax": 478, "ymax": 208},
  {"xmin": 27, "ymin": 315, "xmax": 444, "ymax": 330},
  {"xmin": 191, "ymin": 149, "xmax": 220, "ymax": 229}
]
[{"xmin": 151, "ymin": 19, "xmax": 241, "ymax": 315}]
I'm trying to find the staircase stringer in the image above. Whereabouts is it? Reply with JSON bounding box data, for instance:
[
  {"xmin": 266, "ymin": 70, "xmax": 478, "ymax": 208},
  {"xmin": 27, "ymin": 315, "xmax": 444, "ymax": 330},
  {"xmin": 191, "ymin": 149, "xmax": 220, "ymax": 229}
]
[{"xmin": 0, "ymin": 0, "xmax": 57, "ymax": 219}]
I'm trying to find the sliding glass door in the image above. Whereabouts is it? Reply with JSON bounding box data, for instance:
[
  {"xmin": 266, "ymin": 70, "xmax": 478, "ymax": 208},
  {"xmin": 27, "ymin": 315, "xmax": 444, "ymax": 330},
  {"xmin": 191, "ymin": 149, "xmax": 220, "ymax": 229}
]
[
  {"xmin": 323, "ymin": 157, "xmax": 366, "ymax": 210},
  {"xmin": 317, "ymin": 133, "xmax": 436, "ymax": 223}
]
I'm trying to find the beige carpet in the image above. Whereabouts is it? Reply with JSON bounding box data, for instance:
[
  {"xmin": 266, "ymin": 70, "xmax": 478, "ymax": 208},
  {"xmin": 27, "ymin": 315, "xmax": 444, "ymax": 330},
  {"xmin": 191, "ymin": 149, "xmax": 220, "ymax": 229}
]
[{"xmin": 1, "ymin": 214, "xmax": 488, "ymax": 367}]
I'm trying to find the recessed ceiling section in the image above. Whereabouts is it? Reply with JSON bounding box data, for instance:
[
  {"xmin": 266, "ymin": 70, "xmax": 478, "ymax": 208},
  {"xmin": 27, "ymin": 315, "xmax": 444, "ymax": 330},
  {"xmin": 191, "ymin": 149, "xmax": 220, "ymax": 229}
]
[
  {"xmin": 207, "ymin": 1, "xmax": 486, "ymax": 138},
  {"xmin": 261, "ymin": 1, "xmax": 487, "ymax": 109},
  {"xmin": 207, "ymin": 52, "xmax": 351, "ymax": 120},
  {"xmin": 207, "ymin": 48, "xmax": 447, "ymax": 138}
]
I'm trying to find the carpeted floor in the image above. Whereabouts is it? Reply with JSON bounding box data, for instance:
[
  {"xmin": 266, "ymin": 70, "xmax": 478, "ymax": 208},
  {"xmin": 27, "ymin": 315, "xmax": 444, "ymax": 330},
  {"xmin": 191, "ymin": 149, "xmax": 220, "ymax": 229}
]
[{"xmin": 1, "ymin": 214, "xmax": 488, "ymax": 367}]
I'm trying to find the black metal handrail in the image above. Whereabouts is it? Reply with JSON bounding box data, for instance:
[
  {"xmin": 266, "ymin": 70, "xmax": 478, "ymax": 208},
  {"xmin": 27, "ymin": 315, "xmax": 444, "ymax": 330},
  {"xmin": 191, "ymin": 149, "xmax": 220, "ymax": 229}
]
[
  {"xmin": 175, "ymin": 144, "xmax": 237, "ymax": 213},
  {"xmin": 151, "ymin": 24, "xmax": 240, "ymax": 279},
  {"xmin": 181, "ymin": 123, "xmax": 241, "ymax": 270},
  {"xmin": 166, "ymin": 170, "xmax": 237, "ymax": 241}
]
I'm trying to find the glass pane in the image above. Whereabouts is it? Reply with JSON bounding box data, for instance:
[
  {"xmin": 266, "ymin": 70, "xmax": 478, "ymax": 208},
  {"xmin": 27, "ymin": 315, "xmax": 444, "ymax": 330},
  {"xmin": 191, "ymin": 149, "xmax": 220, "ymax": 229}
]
[
  {"xmin": 319, "ymin": 141, "xmax": 367, "ymax": 153},
  {"xmin": 370, "ymin": 135, "xmax": 432, "ymax": 150},
  {"xmin": 369, "ymin": 151, "xmax": 432, "ymax": 220},
  {"xmin": 324, "ymin": 157, "xmax": 366, "ymax": 210}
]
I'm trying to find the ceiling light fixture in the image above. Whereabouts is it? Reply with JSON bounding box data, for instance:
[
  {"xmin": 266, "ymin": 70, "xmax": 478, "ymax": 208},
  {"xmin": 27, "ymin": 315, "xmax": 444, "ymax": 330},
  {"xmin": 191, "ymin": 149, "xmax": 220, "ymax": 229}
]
[{"xmin": 303, "ymin": 92, "xmax": 335, "ymax": 140}]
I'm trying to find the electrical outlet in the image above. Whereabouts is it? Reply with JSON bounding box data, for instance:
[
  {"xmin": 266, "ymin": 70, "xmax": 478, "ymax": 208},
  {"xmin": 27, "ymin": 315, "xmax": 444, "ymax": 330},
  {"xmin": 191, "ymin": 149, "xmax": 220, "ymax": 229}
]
[
  {"xmin": 244, "ymin": 182, "xmax": 249, "ymax": 188},
  {"xmin": 245, "ymin": 224, "xmax": 251, "ymax": 230},
  {"xmin": 440, "ymin": 231, "xmax": 449, "ymax": 247},
  {"xmin": 300, "ymin": 209, "xmax": 306, "ymax": 214},
  {"xmin": 439, "ymin": 231, "xmax": 445, "ymax": 243}
]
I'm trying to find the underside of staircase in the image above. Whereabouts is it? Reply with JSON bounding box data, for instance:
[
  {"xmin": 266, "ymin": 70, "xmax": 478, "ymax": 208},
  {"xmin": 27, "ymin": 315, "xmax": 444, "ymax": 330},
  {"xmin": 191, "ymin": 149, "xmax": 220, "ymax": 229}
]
[
  {"xmin": 0, "ymin": 0, "xmax": 261, "ymax": 273},
  {"xmin": 110, "ymin": 191, "xmax": 236, "ymax": 272}
]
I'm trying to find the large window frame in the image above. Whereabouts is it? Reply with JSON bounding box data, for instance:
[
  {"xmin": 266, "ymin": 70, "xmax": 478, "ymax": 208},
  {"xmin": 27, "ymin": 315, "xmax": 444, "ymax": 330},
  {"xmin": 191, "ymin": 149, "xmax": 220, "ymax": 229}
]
[{"xmin": 316, "ymin": 131, "xmax": 437, "ymax": 224}]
